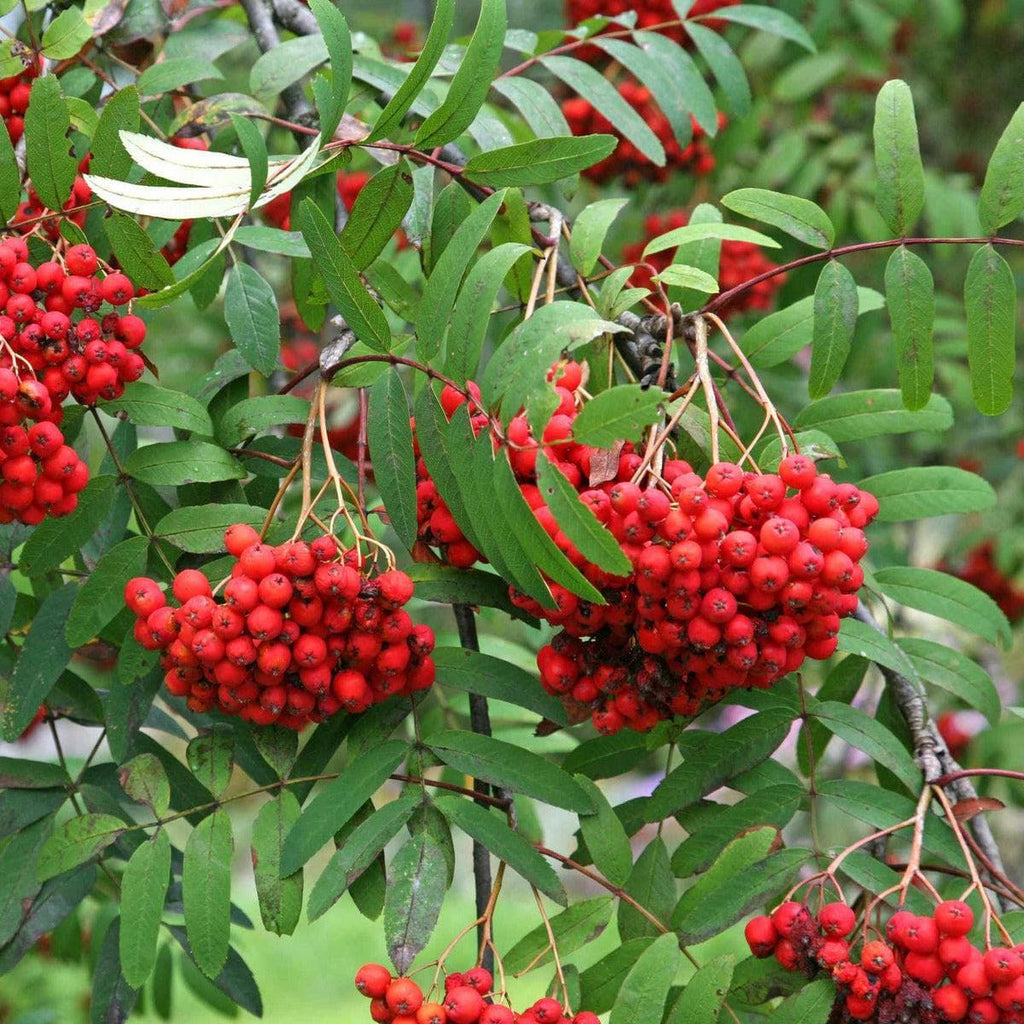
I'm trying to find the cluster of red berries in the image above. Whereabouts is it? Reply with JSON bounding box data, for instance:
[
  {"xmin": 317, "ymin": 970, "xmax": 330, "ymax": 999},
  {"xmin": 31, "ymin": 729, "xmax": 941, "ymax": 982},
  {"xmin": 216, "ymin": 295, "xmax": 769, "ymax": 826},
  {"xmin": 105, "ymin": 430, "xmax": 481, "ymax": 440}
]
[
  {"xmin": 566, "ymin": 0, "xmax": 739, "ymax": 47},
  {"xmin": 262, "ymin": 170, "xmax": 370, "ymax": 232},
  {"xmin": 563, "ymin": 82, "xmax": 722, "ymax": 185},
  {"xmin": 623, "ymin": 210, "xmax": 787, "ymax": 317},
  {"xmin": 354, "ymin": 964, "xmax": 599, "ymax": 1024},
  {"xmin": 125, "ymin": 526, "xmax": 436, "ymax": 729},
  {"xmin": 0, "ymin": 237, "xmax": 149, "ymax": 521},
  {"xmin": 0, "ymin": 56, "xmax": 37, "ymax": 144},
  {"xmin": 746, "ymin": 898, "xmax": 1024, "ymax": 1023},
  {"xmin": 946, "ymin": 541, "xmax": 1024, "ymax": 623},
  {"xmin": 414, "ymin": 362, "xmax": 876, "ymax": 734},
  {"xmin": 11, "ymin": 157, "xmax": 93, "ymax": 240}
]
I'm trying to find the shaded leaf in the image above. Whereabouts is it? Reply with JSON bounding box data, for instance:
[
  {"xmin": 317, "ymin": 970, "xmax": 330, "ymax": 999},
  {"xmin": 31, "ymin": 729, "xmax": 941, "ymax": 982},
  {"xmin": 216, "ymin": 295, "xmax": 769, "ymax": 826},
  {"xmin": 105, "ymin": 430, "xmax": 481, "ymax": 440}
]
[
  {"xmin": 794, "ymin": 389, "xmax": 952, "ymax": 441},
  {"xmin": 505, "ymin": 896, "xmax": 614, "ymax": 975},
  {"xmin": 66, "ymin": 535, "xmax": 149, "ymax": 647},
  {"xmin": 383, "ymin": 830, "xmax": 448, "ymax": 974},
  {"xmin": 367, "ymin": 370, "xmax": 417, "ymax": 552},
  {"xmin": 610, "ymin": 932, "xmax": 682, "ymax": 1024}
]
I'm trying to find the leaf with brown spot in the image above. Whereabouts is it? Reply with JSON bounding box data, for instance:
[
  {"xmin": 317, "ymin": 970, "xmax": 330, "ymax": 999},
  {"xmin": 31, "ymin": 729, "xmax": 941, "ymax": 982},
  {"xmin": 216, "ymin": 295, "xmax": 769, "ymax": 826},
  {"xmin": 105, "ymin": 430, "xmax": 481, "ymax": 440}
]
[{"xmin": 951, "ymin": 797, "xmax": 1004, "ymax": 823}]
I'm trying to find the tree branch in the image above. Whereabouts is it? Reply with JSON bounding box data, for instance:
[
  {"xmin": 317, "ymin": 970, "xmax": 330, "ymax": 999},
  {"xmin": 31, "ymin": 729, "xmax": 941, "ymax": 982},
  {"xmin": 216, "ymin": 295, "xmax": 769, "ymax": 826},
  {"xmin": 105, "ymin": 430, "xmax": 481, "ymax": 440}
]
[{"xmin": 854, "ymin": 601, "xmax": 1010, "ymax": 908}]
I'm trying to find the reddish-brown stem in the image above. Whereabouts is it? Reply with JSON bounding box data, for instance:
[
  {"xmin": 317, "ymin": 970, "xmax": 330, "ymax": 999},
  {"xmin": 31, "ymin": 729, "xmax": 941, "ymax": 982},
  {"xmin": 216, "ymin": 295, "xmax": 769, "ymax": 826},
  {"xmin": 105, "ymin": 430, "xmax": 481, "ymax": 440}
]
[
  {"xmin": 935, "ymin": 768, "xmax": 1024, "ymax": 787},
  {"xmin": 702, "ymin": 236, "xmax": 1024, "ymax": 316}
]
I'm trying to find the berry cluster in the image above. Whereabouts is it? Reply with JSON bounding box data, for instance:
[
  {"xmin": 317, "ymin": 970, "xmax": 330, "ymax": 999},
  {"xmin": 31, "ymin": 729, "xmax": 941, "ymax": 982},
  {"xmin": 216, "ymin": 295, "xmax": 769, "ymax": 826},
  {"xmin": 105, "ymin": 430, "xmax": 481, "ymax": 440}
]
[
  {"xmin": 563, "ymin": 82, "xmax": 722, "ymax": 185},
  {"xmin": 0, "ymin": 237, "xmax": 149, "ymax": 521},
  {"xmin": 0, "ymin": 55, "xmax": 37, "ymax": 144},
  {"xmin": 947, "ymin": 541, "xmax": 1024, "ymax": 623},
  {"xmin": 354, "ymin": 964, "xmax": 599, "ymax": 1024},
  {"xmin": 415, "ymin": 363, "xmax": 876, "ymax": 734},
  {"xmin": 126, "ymin": 526, "xmax": 436, "ymax": 729},
  {"xmin": 624, "ymin": 210, "xmax": 787, "ymax": 317},
  {"xmin": 746, "ymin": 899, "xmax": 1024, "ymax": 1023},
  {"xmin": 565, "ymin": 0, "xmax": 739, "ymax": 47},
  {"xmin": 11, "ymin": 157, "xmax": 93, "ymax": 240}
]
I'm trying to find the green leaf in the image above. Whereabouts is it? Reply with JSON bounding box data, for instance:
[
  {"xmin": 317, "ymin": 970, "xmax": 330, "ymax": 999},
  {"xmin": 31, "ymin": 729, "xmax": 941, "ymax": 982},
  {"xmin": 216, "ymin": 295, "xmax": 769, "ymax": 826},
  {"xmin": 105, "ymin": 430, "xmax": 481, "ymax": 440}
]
[
  {"xmin": 101, "ymin": 382, "xmax": 213, "ymax": 435},
  {"xmin": 572, "ymin": 385, "xmax": 664, "ymax": 448},
  {"xmin": 810, "ymin": 699, "xmax": 921, "ymax": 791},
  {"xmin": 481, "ymin": 302, "xmax": 627, "ymax": 429},
  {"xmin": 105, "ymin": 212, "xmax": 175, "ymax": 291},
  {"xmin": 367, "ymin": 370, "xmax": 417, "ymax": 552},
  {"xmin": 383, "ymin": 829, "xmax": 448, "ymax": 974},
  {"xmin": 119, "ymin": 831, "xmax": 171, "ymax": 988},
  {"xmin": 296, "ymin": 200, "xmax": 391, "ymax": 352},
  {"xmin": 24, "ymin": 76, "xmax": 77, "ymax": 213},
  {"xmin": 2, "ymin": 584, "xmax": 78, "ymax": 741},
  {"xmin": 646, "ymin": 710, "xmax": 795, "ymax": 820},
  {"xmin": 576, "ymin": 777, "xmax": 632, "ymax": 887},
  {"xmin": 490, "ymin": 76, "xmax": 572, "ymax": 141},
  {"xmin": 251, "ymin": 791, "xmax": 302, "ymax": 936},
  {"xmin": 965, "ymin": 244, "xmax": 1016, "ymax": 415},
  {"xmin": 125, "ymin": 442, "xmax": 245, "ymax": 486},
  {"xmin": 407, "ymin": 564, "xmax": 532, "ymax": 621},
  {"xmin": 186, "ymin": 731, "xmax": 234, "ymax": 799},
  {"xmin": 340, "ymin": 160, "xmax": 413, "ymax": 271},
  {"xmin": 154, "ymin": 504, "xmax": 266, "ymax": 553},
  {"xmin": 428, "ymin": 730, "xmax": 595, "ymax": 813},
  {"xmin": 66, "ymin": 535, "xmax": 149, "ymax": 647},
  {"xmin": 672, "ymin": 834, "xmax": 811, "ymax": 943},
  {"xmin": 307, "ymin": 795, "xmax": 419, "ymax": 921},
  {"xmin": 505, "ymin": 897, "xmax": 614, "ymax": 975},
  {"xmin": 741, "ymin": 288, "xmax": 883, "ymax": 369},
  {"xmin": 772, "ymin": 51, "xmax": 848, "ymax": 103},
  {"xmin": 91, "ymin": 87, "xmax": 140, "ymax": 180},
  {"xmin": 767, "ymin": 979, "xmax": 837, "ymax": 1023},
  {"xmin": 41, "ymin": 7, "xmax": 92, "ymax": 59},
  {"xmin": 183, "ymin": 808, "xmax": 233, "ymax": 978},
  {"xmin": 138, "ymin": 58, "xmax": 222, "ymax": 95},
  {"xmin": 685, "ymin": 23, "xmax": 750, "ymax": 116},
  {"xmin": 37, "ymin": 813, "xmax": 126, "ymax": 881},
  {"xmin": 542, "ymin": 55, "xmax": 664, "ymax": 165},
  {"xmin": 0, "ymin": 121, "xmax": 19, "ymax": 222},
  {"xmin": 250, "ymin": 35, "xmax": 327, "ymax": 105},
  {"xmin": 978, "ymin": 102, "xmax": 1024, "ymax": 233},
  {"xmin": 537, "ymin": 452, "xmax": 632, "ymax": 577},
  {"xmin": 808, "ymin": 260, "xmax": 858, "ymax": 398},
  {"xmin": 416, "ymin": 189, "xmax": 507, "ymax": 360},
  {"xmin": 673, "ymin": 784, "xmax": 804, "ymax": 878},
  {"xmin": 435, "ymin": 796, "xmax": 566, "ymax": 904},
  {"xmin": 838, "ymin": 850, "xmax": 933, "ymax": 915},
  {"xmin": 252, "ymin": 727, "xmax": 298, "ymax": 780},
  {"xmin": 224, "ymin": 263, "xmax": 280, "ymax": 376},
  {"xmin": 643, "ymin": 221, "xmax": 779, "ymax": 259},
  {"xmin": 794, "ymin": 389, "xmax": 952, "ymax": 441},
  {"xmin": 666, "ymin": 953, "xmax": 734, "ymax": 1024},
  {"xmin": 874, "ymin": 566, "xmax": 1011, "ymax": 646},
  {"xmin": 619, "ymin": 837, "xmax": 674, "ymax": 941},
  {"xmin": 609, "ymin": 932, "xmax": 682, "ymax": 1024},
  {"xmin": 580, "ymin": 938, "xmax": 657, "ymax": 1014},
  {"xmin": 884, "ymin": 246, "xmax": 934, "ymax": 410},
  {"xmin": 415, "ymin": 0, "xmax": 507, "ymax": 148},
  {"xmin": 0, "ymin": 758, "xmax": 69, "ymax": 790},
  {"xmin": 900, "ymin": 638, "xmax": 1000, "ymax": 726},
  {"xmin": 653, "ymin": 264, "xmax": 720, "ymax": 293},
  {"xmin": 371, "ymin": 0, "xmax": 454, "ymax": 140},
  {"xmin": 858, "ymin": 466, "xmax": 995, "ymax": 521},
  {"xmin": 571, "ymin": 198, "xmax": 630, "ymax": 277},
  {"xmin": 220, "ymin": 397, "xmax": 310, "ymax": 450},
  {"xmin": 20, "ymin": 476, "xmax": 116, "ymax": 578},
  {"xmin": 432, "ymin": 647, "xmax": 567, "ymax": 725},
  {"xmin": 721, "ymin": 188, "xmax": 834, "ymax": 249},
  {"xmin": 90, "ymin": 916, "xmax": 138, "ymax": 1023},
  {"xmin": 464, "ymin": 135, "xmax": 616, "ymax": 187},
  {"xmin": 702, "ymin": 5, "xmax": 815, "ymax": 50},
  {"xmin": 119, "ymin": 753, "xmax": 171, "ymax": 817},
  {"xmin": 281, "ymin": 740, "xmax": 407, "ymax": 875},
  {"xmin": 873, "ymin": 80, "xmax": 925, "ymax": 235},
  {"xmin": 228, "ymin": 114, "xmax": 267, "ymax": 212},
  {"xmin": 447, "ymin": 242, "xmax": 533, "ymax": 381},
  {"xmin": 834, "ymin": 618, "xmax": 920, "ymax": 683},
  {"xmin": 308, "ymin": 0, "xmax": 351, "ymax": 141},
  {"xmin": 233, "ymin": 225, "xmax": 310, "ymax": 257}
]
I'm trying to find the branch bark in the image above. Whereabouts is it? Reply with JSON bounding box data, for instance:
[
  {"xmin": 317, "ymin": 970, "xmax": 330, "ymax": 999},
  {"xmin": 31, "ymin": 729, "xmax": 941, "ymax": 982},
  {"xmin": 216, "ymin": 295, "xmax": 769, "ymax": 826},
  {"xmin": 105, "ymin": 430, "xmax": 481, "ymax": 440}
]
[{"xmin": 854, "ymin": 601, "xmax": 1009, "ymax": 908}]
